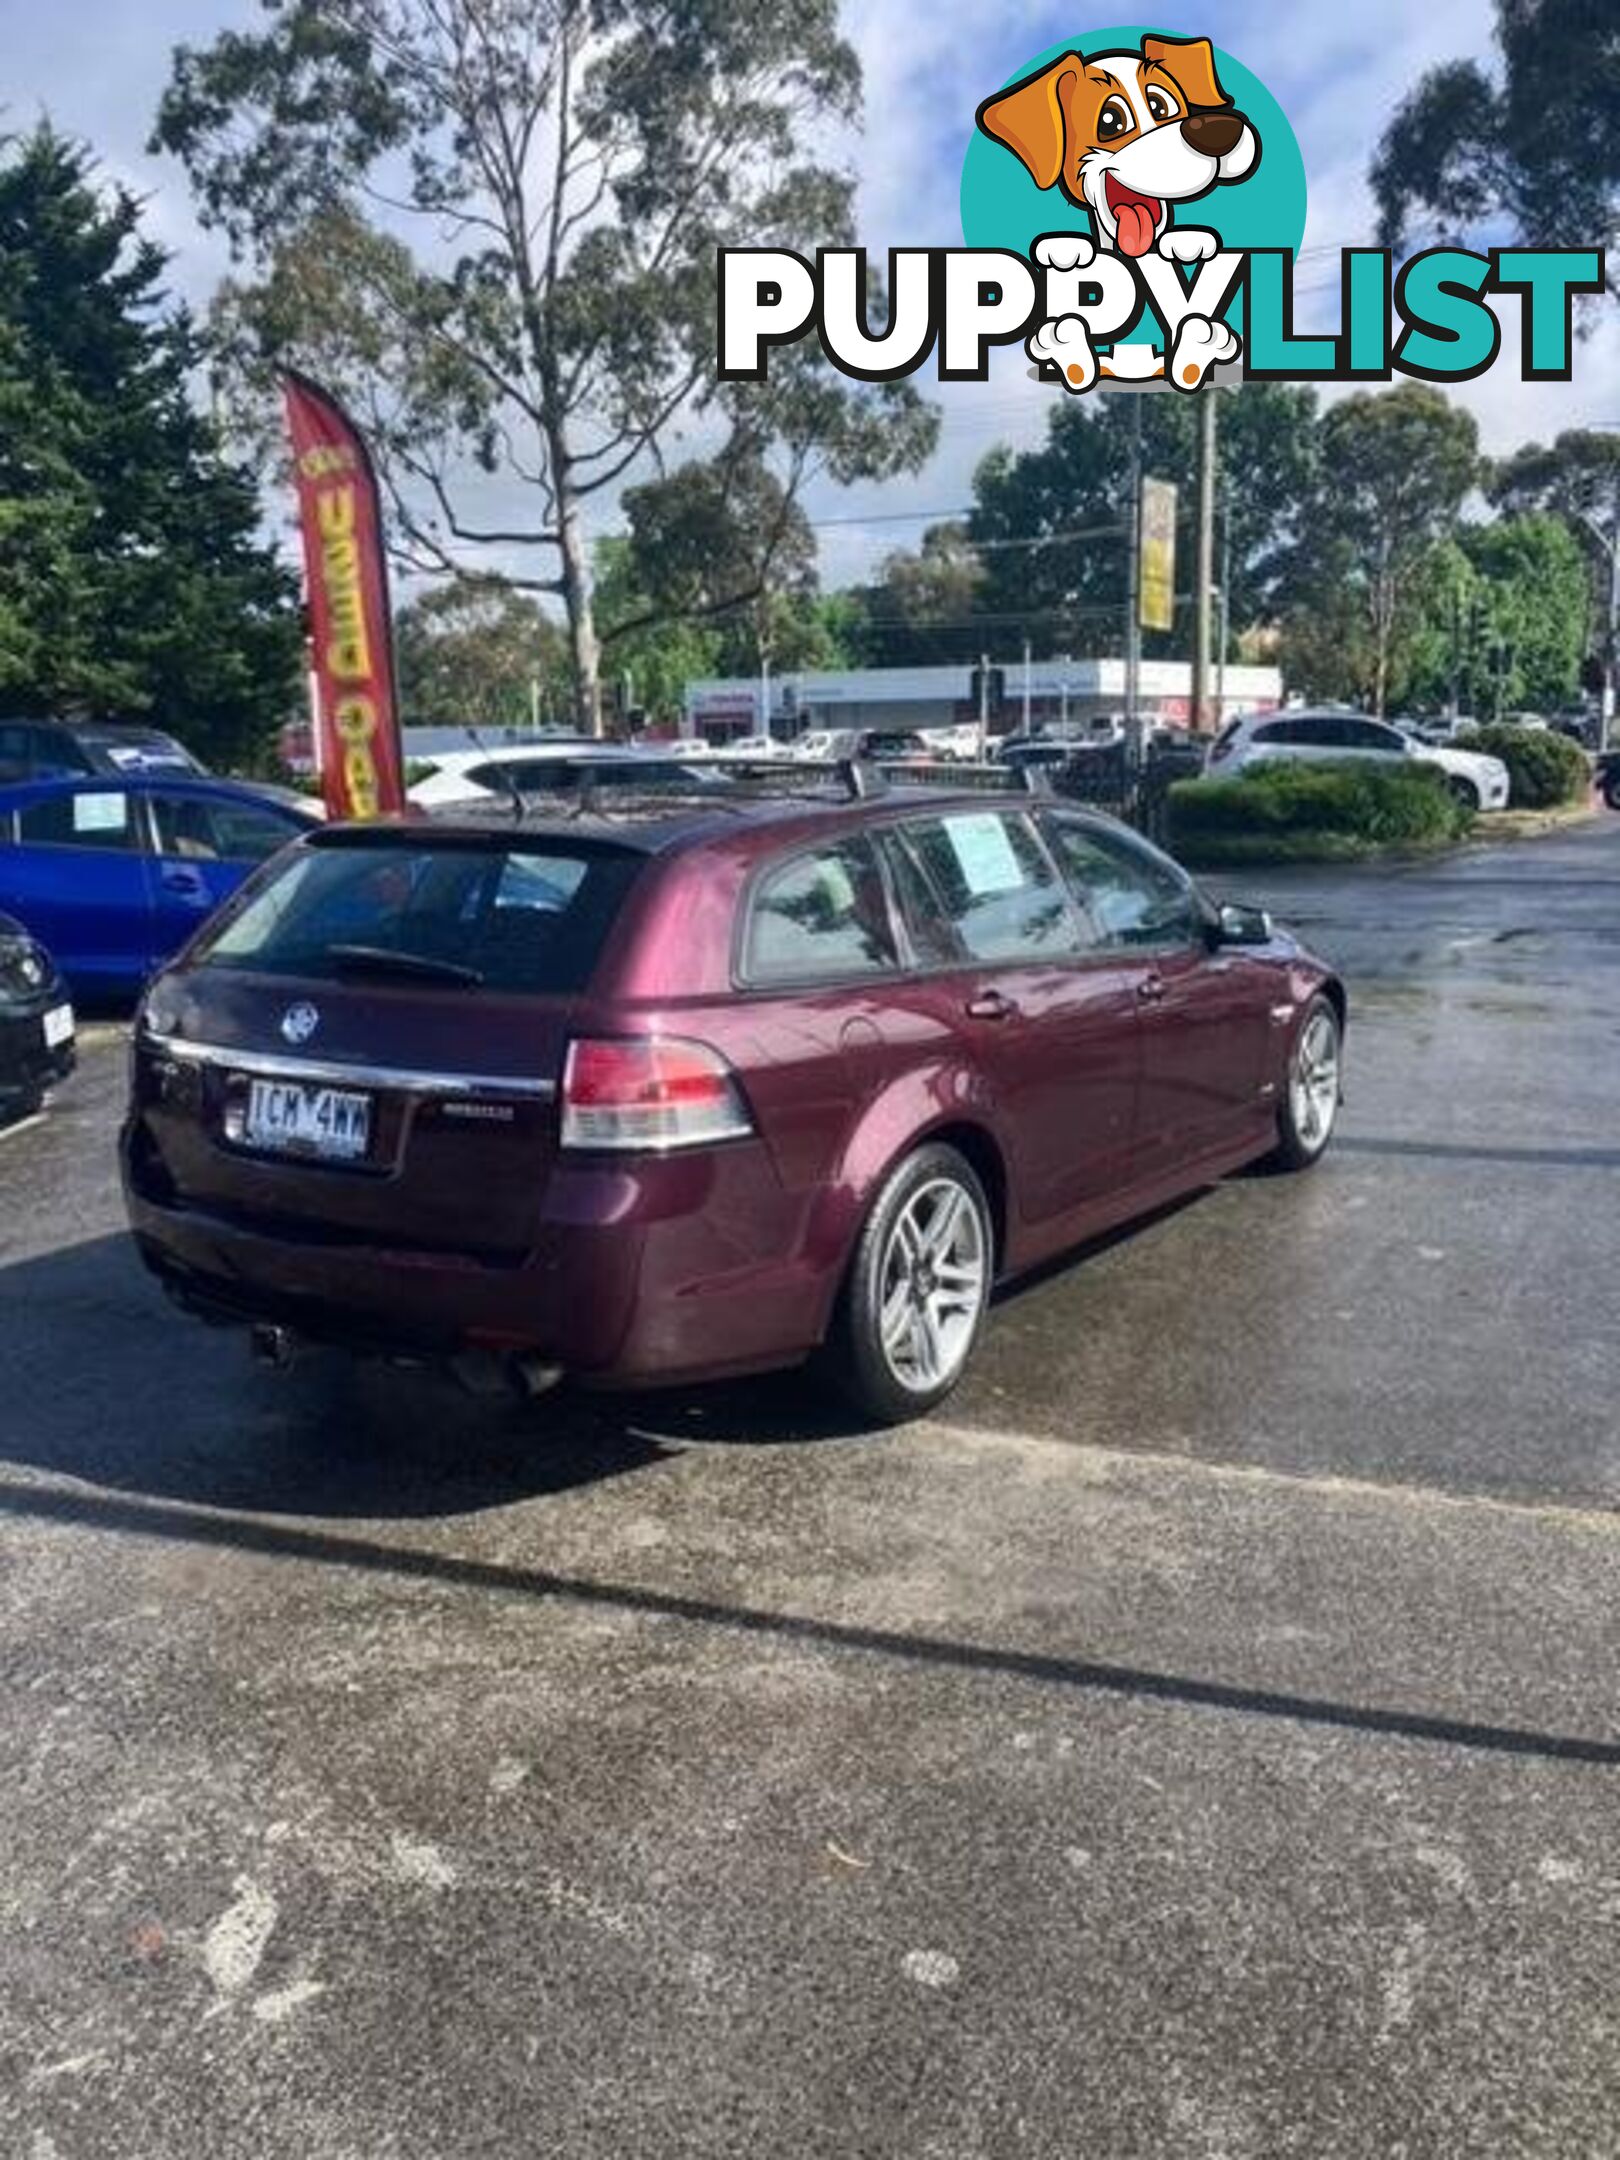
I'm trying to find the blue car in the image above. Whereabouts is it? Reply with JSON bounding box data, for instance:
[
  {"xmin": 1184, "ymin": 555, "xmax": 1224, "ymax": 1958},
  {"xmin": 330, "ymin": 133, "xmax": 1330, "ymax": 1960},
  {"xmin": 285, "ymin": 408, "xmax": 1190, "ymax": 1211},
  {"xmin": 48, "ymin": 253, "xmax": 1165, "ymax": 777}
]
[{"xmin": 0, "ymin": 776, "xmax": 319, "ymax": 999}]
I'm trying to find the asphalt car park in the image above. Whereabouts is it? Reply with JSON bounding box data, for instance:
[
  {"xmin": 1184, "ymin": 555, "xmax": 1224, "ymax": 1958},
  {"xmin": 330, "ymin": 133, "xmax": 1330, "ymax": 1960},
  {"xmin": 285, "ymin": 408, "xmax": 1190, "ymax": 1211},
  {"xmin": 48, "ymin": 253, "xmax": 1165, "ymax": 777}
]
[{"xmin": 1, "ymin": 820, "xmax": 1616, "ymax": 2157}]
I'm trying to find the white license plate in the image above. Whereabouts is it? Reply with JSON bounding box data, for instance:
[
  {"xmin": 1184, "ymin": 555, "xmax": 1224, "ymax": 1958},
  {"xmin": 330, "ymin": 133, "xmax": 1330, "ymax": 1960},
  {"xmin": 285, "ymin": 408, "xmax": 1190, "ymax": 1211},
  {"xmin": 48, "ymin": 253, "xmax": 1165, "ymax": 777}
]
[
  {"xmin": 244, "ymin": 1079, "xmax": 372, "ymax": 1160},
  {"xmin": 42, "ymin": 1004, "xmax": 74, "ymax": 1050}
]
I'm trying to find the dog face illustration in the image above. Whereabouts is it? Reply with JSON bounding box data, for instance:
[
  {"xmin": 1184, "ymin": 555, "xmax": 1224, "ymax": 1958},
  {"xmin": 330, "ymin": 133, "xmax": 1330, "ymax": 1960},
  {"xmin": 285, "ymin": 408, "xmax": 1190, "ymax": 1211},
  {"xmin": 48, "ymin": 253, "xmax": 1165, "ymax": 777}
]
[{"xmin": 976, "ymin": 34, "xmax": 1259, "ymax": 258}]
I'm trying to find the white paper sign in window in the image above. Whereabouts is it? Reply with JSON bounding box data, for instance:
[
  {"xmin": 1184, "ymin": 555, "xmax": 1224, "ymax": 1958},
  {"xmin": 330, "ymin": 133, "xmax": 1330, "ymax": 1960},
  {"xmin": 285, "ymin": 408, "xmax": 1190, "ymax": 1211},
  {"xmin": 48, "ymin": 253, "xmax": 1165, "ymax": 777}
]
[
  {"xmin": 943, "ymin": 813, "xmax": 1023, "ymax": 897},
  {"xmin": 73, "ymin": 791, "xmax": 129, "ymax": 834}
]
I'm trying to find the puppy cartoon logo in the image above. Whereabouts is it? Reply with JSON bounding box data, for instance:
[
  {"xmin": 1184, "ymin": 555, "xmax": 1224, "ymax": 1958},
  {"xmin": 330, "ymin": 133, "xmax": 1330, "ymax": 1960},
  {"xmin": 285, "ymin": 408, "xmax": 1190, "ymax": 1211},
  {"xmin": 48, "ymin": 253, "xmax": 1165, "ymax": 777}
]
[{"xmin": 977, "ymin": 34, "xmax": 1256, "ymax": 390}]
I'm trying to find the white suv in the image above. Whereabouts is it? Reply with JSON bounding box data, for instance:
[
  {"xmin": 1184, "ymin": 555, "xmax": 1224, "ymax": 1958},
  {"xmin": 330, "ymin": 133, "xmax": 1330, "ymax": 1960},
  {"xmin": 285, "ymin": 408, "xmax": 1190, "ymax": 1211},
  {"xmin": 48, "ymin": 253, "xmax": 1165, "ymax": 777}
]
[{"xmin": 1207, "ymin": 709, "xmax": 1510, "ymax": 811}]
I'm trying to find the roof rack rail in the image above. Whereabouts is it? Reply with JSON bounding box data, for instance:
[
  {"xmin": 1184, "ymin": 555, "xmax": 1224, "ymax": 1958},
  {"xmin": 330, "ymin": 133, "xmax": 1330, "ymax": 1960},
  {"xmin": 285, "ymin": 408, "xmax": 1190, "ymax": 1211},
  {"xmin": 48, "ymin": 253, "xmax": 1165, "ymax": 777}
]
[
  {"xmin": 840, "ymin": 757, "xmax": 889, "ymax": 801},
  {"xmin": 1016, "ymin": 764, "xmax": 1053, "ymax": 795}
]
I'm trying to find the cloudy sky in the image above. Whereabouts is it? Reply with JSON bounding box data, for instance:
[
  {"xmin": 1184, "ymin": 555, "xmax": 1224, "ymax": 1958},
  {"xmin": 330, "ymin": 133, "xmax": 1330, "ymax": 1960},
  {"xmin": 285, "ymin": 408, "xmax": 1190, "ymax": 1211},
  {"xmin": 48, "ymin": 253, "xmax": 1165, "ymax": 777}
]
[{"xmin": 5, "ymin": 0, "xmax": 1618, "ymax": 592}]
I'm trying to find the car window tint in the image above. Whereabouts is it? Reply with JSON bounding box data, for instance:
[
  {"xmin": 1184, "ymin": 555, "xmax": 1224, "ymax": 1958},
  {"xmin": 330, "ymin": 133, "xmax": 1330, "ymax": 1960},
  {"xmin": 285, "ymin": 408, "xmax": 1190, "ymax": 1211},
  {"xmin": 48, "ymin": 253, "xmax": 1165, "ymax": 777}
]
[
  {"xmin": 1044, "ymin": 817, "xmax": 1199, "ymax": 950},
  {"xmin": 16, "ymin": 789, "xmax": 140, "ymax": 851},
  {"xmin": 745, "ymin": 838, "xmax": 900, "ymax": 984},
  {"xmin": 901, "ymin": 812, "xmax": 1076, "ymax": 963},
  {"xmin": 1351, "ymin": 720, "xmax": 1403, "ymax": 752},
  {"xmin": 0, "ymin": 725, "xmax": 35, "ymax": 781},
  {"xmin": 30, "ymin": 726, "xmax": 95, "ymax": 777},
  {"xmin": 152, "ymin": 794, "xmax": 299, "ymax": 864},
  {"xmin": 874, "ymin": 827, "xmax": 963, "ymax": 967},
  {"xmin": 196, "ymin": 840, "xmax": 642, "ymax": 994},
  {"xmin": 1251, "ymin": 720, "xmax": 1285, "ymax": 745}
]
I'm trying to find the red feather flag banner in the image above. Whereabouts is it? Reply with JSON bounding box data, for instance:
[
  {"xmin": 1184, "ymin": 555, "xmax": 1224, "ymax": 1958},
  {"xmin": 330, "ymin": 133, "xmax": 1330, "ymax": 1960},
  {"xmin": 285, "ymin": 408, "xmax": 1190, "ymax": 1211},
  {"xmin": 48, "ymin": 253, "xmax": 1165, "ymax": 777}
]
[{"xmin": 280, "ymin": 371, "xmax": 406, "ymax": 820}]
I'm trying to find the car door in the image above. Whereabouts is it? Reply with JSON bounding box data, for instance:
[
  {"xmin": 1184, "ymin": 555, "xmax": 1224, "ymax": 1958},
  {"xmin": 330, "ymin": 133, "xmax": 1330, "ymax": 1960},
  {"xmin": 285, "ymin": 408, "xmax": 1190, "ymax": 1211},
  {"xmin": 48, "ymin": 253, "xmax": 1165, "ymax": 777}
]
[
  {"xmin": 880, "ymin": 808, "xmax": 1142, "ymax": 1227},
  {"xmin": 2, "ymin": 784, "xmax": 155, "ymax": 993},
  {"xmin": 1041, "ymin": 816, "xmax": 1271, "ymax": 1175},
  {"xmin": 144, "ymin": 788, "xmax": 308, "ymax": 969}
]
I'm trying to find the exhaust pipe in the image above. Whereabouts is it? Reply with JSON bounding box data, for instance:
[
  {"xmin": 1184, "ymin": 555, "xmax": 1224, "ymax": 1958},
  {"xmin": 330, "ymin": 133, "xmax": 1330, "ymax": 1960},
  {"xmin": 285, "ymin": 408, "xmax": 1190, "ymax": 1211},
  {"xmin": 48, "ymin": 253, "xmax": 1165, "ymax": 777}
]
[{"xmin": 249, "ymin": 1322, "xmax": 298, "ymax": 1370}]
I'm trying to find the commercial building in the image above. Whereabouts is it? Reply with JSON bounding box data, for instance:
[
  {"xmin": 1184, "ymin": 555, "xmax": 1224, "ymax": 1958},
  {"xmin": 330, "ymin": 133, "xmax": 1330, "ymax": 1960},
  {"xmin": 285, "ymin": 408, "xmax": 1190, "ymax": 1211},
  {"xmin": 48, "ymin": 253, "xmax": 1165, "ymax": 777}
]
[{"xmin": 684, "ymin": 658, "xmax": 1282, "ymax": 740}]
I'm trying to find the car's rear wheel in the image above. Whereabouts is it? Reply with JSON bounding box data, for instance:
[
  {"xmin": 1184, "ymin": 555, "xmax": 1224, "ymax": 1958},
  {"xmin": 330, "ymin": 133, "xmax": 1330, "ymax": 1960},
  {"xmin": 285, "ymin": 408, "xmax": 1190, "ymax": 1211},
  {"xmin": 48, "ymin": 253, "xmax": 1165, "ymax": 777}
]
[
  {"xmin": 826, "ymin": 1143, "xmax": 992, "ymax": 1424},
  {"xmin": 1271, "ymin": 996, "xmax": 1341, "ymax": 1170}
]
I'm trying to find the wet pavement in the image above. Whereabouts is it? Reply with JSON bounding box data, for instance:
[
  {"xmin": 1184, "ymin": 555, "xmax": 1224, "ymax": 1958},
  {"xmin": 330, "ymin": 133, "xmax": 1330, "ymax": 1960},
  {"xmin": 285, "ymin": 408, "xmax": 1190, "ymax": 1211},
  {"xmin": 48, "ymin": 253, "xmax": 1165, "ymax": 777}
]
[{"xmin": 1, "ymin": 819, "xmax": 1616, "ymax": 2157}]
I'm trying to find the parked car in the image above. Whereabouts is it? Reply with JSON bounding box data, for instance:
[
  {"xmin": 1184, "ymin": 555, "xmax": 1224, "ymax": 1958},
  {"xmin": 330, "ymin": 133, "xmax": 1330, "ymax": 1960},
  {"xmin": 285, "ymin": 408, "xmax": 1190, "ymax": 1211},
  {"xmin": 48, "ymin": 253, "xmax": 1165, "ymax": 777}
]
[
  {"xmin": 407, "ymin": 744, "xmax": 726, "ymax": 810},
  {"xmin": 0, "ymin": 912, "xmax": 75, "ymax": 1122},
  {"xmin": 1208, "ymin": 709, "xmax": 1510, "ymax": 810},
  {"xmin": 790, "ymin": 730, "xmax": 860, "ymax": 763},
  {"xmin": 0, "ymin": 776, "xmax": 318, "ymax": 999},
  {"xmin": 0, "ymin": 717, "xmax": 206, "ymax": 782},
  {"xmin": 123, "ymin": 776, "xmax": 1344, "ymax": 1423},
  {"xmin": 918, "ymin": 725, "xmax": 983, "ymax": 763},
  {"xmin": 711, "ymin": 733, "xmax": 794, "ymax": 761},
  {"xmin": 854, "ymin": 729, "xmax": 934, "ymax": 763}
]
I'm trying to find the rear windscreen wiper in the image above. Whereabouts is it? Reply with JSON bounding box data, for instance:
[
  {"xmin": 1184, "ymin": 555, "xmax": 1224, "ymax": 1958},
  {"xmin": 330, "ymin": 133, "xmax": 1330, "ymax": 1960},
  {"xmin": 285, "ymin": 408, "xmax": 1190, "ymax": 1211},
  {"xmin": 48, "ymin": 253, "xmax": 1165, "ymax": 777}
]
[{"xmin": 326, "ymin": 944, "xmax": 484, "ymax": 987}]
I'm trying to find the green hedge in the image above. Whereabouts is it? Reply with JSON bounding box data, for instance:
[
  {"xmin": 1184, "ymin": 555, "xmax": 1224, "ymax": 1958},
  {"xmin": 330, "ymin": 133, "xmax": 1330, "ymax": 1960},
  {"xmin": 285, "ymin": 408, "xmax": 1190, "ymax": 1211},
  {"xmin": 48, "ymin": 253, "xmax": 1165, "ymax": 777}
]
[
  {"xmin": 1452, "ymin": 724, "xmax": 1590, "ymax": 809},
  {"xmin": 1168, "ymin": 759, "xmax": 1473, "ymax": 866}
]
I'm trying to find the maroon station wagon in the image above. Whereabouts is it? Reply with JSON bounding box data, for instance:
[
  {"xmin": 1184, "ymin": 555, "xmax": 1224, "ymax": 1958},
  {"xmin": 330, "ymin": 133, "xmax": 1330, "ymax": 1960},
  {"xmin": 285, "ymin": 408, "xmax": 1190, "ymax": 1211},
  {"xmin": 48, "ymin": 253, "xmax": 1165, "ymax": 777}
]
[{"xmin": 122, "ymin": 776, "xmax": 1345, "ymax": 1422}]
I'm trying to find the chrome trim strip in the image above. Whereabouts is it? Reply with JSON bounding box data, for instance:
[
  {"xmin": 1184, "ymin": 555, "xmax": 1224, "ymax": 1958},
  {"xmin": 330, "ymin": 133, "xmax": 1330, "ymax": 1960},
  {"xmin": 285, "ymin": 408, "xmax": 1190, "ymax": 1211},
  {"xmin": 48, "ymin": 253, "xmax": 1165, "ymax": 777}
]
[{"xmin": 142, "ymin": 1033, "xmax": 556, "ymax": 1101}]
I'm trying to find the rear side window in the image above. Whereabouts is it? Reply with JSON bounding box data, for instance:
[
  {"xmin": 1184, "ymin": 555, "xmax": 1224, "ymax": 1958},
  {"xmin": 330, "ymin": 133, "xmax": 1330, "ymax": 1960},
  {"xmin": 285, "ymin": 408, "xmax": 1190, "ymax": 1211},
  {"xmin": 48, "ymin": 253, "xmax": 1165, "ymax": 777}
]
[
  {"xmin": 897, "ymin": 812, "xmax": 1076, "ymax": 964},
  {"xmin": 744, "ymin": 838, "xmax": 900, "ymax": 984},
  {"xmin": 17, "ymin": 790, "xmax": 140, "ymax": 850},
  {"xmin": 193, "ymin": 839, "xmax": 644, "ymax": 994}
]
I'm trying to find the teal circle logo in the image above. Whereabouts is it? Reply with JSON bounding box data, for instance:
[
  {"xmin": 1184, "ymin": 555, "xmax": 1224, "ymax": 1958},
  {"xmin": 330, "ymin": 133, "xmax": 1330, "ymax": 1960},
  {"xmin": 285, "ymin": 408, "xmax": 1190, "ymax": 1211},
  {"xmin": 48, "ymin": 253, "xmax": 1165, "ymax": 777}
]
[{"xmin": 961, "ymin": 26, "xmax": 1305, "ymax": 261}]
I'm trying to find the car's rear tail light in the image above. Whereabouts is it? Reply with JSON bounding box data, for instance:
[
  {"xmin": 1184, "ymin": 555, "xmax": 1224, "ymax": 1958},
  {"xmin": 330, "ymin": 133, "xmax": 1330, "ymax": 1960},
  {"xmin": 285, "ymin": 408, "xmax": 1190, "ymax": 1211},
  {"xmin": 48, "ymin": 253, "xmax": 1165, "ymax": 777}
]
[{"xmin": 561, "ymin": 1037, "xmax": 753, "ymax": 1152}]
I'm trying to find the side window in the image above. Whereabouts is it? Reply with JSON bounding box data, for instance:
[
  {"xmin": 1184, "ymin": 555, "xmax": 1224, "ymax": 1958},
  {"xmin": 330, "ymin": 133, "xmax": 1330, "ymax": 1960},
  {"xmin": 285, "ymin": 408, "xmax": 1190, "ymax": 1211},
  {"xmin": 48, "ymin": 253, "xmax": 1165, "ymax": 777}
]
[
  {"xmin": 152, "ymin": 795, "xmax": 300, "ymax": 864},
  {"xmin": 900, "ymin": 812, "xmax": 1076, "ymax": 964},
  {"xmin": 1351, "ymin": 720, "xmax": 1404, "ymax": 754},
  {"xmin": 1044, "ymin": 817, "xmax": 1200, "ymax": 951},
  {"xmin": 875, "ymin": 827, "xmax": 963, "ymax": 968},
  {"xmin": 1251, "ymin": 719, "xmax": 1287, "ymax": 746},
  {"xmin": 16, "ymin": 789, "xmax": 140, "ymax": 851},
  {"xmin": 744, "ymin": 837, "xmax": 901, "ymax": 984}
]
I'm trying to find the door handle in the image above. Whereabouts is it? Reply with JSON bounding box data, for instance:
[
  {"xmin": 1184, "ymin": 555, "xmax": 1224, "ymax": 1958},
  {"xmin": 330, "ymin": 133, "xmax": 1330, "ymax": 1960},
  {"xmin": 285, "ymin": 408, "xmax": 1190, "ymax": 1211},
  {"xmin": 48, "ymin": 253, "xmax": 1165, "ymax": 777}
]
[
  {"xmin": 160, "ymin": 867, "xmax": 210, "ymax": 904},
  {"xmin": 1136, "ymin": 973, "xmax": 1166, "ymax": 1004},
  {"xmin": 965, "ymin": 990, "xmax": 1016, "ymax": 1022}
]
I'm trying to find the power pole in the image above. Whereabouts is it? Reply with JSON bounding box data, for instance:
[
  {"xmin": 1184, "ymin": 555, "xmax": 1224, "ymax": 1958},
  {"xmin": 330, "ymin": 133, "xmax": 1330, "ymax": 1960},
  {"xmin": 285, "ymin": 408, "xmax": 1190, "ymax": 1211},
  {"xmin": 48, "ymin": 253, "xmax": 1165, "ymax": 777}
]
[
  {"xmin": 977, "ymin": 648, "xmax": 991, "ymax": 761},
  {"xmin": 1022, "ymin": 636, "xmax": 1033, "ymax": 734},
  {"xmin": 1191, "ymin": 389, "xmax": 1217, "ymax": 734},
  {"xmin": 1216, "ymin": 475, "xmax": 1231, "ymax": 729}
]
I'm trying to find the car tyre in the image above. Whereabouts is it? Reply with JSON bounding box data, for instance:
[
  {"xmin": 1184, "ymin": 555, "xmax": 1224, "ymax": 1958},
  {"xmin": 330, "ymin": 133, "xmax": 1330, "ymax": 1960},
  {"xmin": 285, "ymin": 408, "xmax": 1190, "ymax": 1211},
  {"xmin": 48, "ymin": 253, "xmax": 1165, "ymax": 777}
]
[
  {"xmin": 825, "ymin": 1143, "xmax": 993, "ymax": 1425},
  {"xmin": 1446, "ymin": 774, "xmax": 1481, "ymax": 811},
  {"xmin": 1603, "ymin": 772, "xmax": 1620, "ymax": 813},
  {"xmin": 1269, "ymin": 995, "xmax": 1342, "ymax": 1171}
]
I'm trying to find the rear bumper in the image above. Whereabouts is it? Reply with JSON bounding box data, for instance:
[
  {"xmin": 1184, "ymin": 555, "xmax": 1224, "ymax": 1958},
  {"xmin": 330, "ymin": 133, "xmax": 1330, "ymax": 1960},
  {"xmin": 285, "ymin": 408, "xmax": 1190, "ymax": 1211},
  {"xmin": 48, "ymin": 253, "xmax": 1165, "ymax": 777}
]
[{"xmin": 121, "ymin": 1132, "xmax": 850, "ymax": 1388}]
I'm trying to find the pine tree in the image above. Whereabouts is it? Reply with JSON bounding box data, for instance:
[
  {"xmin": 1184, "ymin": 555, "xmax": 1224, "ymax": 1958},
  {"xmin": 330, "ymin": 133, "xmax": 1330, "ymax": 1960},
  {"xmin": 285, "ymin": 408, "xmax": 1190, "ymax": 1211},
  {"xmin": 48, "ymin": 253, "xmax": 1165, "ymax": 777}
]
[{"xmin": 0, "ymin": 125, "xmax": 299, "ymax": 767}]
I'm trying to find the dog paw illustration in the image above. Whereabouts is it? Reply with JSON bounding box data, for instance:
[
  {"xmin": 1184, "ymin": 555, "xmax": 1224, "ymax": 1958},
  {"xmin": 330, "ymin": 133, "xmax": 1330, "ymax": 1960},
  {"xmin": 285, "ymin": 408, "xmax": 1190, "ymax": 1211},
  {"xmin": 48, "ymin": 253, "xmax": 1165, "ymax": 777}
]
[
  {"xmin": 1033, "ymin": 233, "xmax": 1095, "ymax": 273},
  {"xmin": 1158, "ymin": 227, "xmax": 1220, "ymax": 265},
  {"xmin": 1028, "ymin": 315, "xmax": 1097, "ymax": 393},
  {"xmin": 1168, "ymin": 314, "xmax": 1240, "ymax": 390}
]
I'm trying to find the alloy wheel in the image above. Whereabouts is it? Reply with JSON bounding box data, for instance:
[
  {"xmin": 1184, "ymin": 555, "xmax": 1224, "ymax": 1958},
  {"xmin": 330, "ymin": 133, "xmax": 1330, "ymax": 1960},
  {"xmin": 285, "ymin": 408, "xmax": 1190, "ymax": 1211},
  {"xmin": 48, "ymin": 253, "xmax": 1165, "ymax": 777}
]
[{"xmin": 876, "ymin": 1176, "xmax": 989, "ymax": 1394}]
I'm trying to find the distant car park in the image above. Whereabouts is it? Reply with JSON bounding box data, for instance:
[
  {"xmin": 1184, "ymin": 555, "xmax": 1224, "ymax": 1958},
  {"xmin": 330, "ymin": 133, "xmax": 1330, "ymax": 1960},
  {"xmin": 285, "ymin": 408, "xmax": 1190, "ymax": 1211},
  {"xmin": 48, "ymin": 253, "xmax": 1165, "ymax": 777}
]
[
  {"xmin": 0, "ymin": 776, "xmax": 317, "ymax": 999},
  {"xmin": 407, "ymin": 745, "xmax": 728, "ymax": 811}
]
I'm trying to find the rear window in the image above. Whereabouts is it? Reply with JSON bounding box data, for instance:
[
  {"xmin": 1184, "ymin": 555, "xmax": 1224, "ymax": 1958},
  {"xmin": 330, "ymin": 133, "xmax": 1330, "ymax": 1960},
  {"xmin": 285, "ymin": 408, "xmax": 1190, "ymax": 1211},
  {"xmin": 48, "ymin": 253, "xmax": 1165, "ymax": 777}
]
[{"xmin": 192, "ymin": 838, "xmax": 644, "ymax": 994}]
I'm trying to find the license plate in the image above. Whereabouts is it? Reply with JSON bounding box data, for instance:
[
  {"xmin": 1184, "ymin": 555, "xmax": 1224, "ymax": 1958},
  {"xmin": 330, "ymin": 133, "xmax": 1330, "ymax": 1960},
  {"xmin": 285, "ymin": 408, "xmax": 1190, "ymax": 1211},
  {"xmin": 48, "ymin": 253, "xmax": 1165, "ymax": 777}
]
[
  {"xmin": 42, "ymin": 1004, "xmax": 74, "ymax": 1050},
  {"xmin": 243, "ymin": 1078, "xmax": 372, "ymax": 1161}
]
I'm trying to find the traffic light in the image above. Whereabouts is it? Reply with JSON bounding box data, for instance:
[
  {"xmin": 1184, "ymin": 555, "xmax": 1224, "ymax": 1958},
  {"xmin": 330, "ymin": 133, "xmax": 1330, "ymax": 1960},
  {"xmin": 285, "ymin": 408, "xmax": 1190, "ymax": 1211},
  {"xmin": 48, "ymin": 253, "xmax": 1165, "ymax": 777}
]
[
  {"xmin": 1581, "ymin": 652, "xmax": 1606, "ymax": 694},
  {"xmin": 969, "ymin": 666, "xmax": 1007, "ymax": 710}
]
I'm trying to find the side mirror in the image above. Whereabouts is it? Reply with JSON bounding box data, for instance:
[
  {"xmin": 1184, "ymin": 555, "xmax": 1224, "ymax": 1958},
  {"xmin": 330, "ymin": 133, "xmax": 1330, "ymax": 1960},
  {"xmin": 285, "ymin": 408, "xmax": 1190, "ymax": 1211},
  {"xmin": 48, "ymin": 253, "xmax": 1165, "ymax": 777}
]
[{"xmin": 1213, "ymin": 901, "xmax": 1274, "ymax": 946}]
